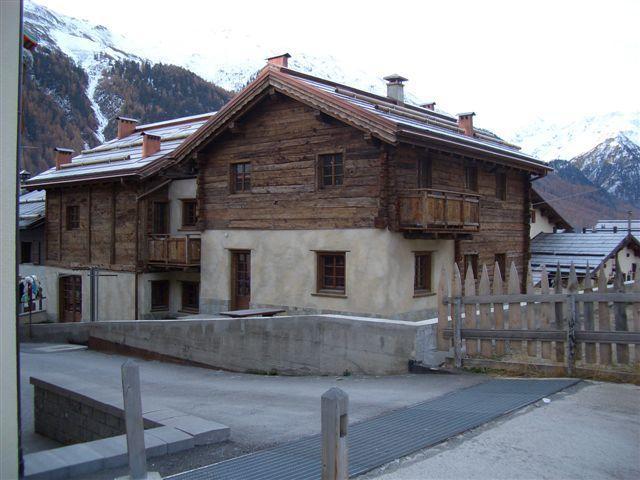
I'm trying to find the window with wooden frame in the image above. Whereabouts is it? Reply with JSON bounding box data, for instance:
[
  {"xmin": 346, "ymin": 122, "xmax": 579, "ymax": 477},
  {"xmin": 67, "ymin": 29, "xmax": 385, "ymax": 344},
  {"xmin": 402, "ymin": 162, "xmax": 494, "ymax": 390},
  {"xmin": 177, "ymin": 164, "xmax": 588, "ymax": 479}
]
[
  {"xmin": 317, "ymin": 252, "xmax": 346, "ymax": 294},
  {"xmin": 181, "ymin": 199, "xmax": 198, "ymax": 228},
  {"xmin": 150, "ymin": 280, "xmax": 170, "ymax": 311},
  {"xmin": 152, "ymin": 201, "xmax": 169, "ymax": 234},
  {"xmin": 231, "ymin": 162, "xmax": 251, "ymax": 193},
  {"xmin": 495, "ymin": 172, "xmax": 507, "ymax": 200},
  {"xmin": 463, "ymin": 253, "xmax": 479, "ymax": 279},
  {"xmin": 494, "ymin": 253, "xmax": 506, "ymax": 278},
  {"xmin": 417, "ymin": 157, "xmax": 432, "ymax": 188},
  {"xmin": 66, "ymin": 205, "xmax": 79, "ymax": 230},
  {"xmin": 319, "ymin": 153, "xmax": 344, "ymax": 188},
  {"xmin": 181, "ymin": 281, "xmax": 200, "ymax": 312},
  {"xmin": 414, "ymin": 252, "xmax": 432, "ymax": 294},
  {"xmin": 464, "ymin": 165, "xmax": 478, "ymax": 192},
  {"xmin": 530, "ymin": 209, "xmax": 536, "ymax": 223}
]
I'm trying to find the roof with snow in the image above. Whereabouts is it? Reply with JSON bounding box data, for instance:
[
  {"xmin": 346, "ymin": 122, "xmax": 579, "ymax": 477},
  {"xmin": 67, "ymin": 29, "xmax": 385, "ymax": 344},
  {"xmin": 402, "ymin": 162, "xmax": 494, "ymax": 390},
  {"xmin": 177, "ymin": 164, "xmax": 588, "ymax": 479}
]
[
  {"xmin": 27, "ymin": 112, "xmax": 216, "ymax": 187},
  {"xmin": 530, "ymin": 232, "xmax": 640, "ymax": 281},
  {"xmin": 19, "ymin": 189, "xmax": 46, "ymax": 229},
  {"xmin": 158, "ymin": 63, "xmax": 551, "ymax": 177}
]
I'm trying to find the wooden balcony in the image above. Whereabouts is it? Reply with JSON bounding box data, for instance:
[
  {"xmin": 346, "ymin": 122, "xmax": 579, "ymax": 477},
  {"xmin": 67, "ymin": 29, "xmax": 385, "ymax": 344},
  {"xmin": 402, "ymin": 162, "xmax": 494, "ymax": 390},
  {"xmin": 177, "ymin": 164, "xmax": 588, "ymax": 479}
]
[
  {"xmin": 398, "ymin": 188, "xmax": 480, "ymax": 233},
  {"xmin": 147, "ymin": 235, "xmax": 201, "ymax": 267}
]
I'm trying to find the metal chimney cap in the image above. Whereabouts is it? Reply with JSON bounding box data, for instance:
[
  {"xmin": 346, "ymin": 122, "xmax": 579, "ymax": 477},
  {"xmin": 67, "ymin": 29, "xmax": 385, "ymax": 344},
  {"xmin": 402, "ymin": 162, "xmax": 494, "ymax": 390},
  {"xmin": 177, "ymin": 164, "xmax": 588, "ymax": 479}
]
[{"xmin": 383, "ymin": 74, "xmax": 408, "ymax": 84}]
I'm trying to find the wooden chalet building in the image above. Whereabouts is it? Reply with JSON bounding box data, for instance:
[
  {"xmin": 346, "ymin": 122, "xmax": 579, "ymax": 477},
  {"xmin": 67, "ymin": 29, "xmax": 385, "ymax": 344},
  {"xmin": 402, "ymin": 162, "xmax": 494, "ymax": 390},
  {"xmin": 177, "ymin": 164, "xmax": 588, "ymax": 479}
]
[
  {"xmin": 27, "ymin": 113, "xmax": 214, "ymax": 321},
  {"xmin": 28, "ymin": 53, "xmax": 551, "ymax": 322}
]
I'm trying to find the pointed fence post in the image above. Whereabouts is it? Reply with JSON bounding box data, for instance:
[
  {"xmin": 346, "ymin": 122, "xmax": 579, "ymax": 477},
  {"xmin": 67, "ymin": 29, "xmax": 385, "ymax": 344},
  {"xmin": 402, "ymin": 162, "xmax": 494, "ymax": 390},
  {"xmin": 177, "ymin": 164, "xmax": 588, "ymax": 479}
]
[
  {"xmin": 493, "ymin": 262, "xmax": 505, "ymax": 356},
  {"xmin": 452, "ymin": 263, "xmax": 463, "ymax": 368},
  {"xmin": 121, "ymin": 361, "xmax": 147, "ymax": 480},
  {"xmin": 437, "ymin": 266, "xmax": 450, "ymax": 351},
  {"xmin": 478, "ymin": 265, "xmax": 492, "ymax": 357},
  {"xmin": 597, "ymin": 269, "xmax": 612, "ymax": 365},
  {"xmin": 632, "ymin": 278, "xmax": 640, "ymax": 365},
  {"xmin": 526, "ymin": 263, "xmax": 536, "ymax": 357},
  {"xmin": 321, "ymin": 387, "xmax": 349, "ymax": 480},
  {"xmin": 613, "ymin": 257, "xmax": 629, "ymax": 365},
  {"xmin": 566, "ymin": 263, "xmax": 578, "ymax": 375},
  {"xmin": 464, "ymin": 263, "xmax": 478, "ymax": 356},
  {"xmin": 507, "ymin": 262, "xmax": 522, "ymax": 354},
  {"xmin": 540, "ymin": 266, "xmax": 552, "ymax": 360},
  {"xmin": 554, "ymin": 263, "xmax": 565, "ymax": 363},
  {"xmin": 583, "ymin": 265, "xmax": 596, "ymax": 364}
]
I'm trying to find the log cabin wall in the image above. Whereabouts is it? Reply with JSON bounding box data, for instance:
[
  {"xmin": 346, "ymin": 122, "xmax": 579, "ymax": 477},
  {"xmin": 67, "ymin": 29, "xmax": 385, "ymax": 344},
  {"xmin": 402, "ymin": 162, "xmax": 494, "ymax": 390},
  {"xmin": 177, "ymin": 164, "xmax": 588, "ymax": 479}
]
[
  {"xmin": 392, "ymin": 144, "xmax": 529, "ymax": 279},
  {"xmin": 198, "ymin": 94, "xmax": 384, "ymax": 230},
  {"xmin": 44, "ymin": 182, "xmax": 139, "ymax": 271}
]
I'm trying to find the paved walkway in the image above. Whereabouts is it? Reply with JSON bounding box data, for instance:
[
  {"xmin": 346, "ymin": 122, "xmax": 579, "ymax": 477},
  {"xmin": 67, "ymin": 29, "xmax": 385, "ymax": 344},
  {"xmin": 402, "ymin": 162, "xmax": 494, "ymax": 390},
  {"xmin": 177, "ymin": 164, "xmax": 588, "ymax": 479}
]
[{"xmin": 169, "ymin": 379, "xmax": 578, "ymax": 480}]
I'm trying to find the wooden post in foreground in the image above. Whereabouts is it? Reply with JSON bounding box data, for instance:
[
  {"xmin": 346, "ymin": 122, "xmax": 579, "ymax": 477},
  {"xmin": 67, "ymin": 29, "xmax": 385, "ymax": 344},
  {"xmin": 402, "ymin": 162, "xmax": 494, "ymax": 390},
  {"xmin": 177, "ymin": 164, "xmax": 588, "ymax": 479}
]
[
  {"xmin": 121, "ymin": 361, "xmax": 148, "ymax": 480},
  {"xmin": 321, "ymin": 387, "xmax": 349, "ymax": 480}
]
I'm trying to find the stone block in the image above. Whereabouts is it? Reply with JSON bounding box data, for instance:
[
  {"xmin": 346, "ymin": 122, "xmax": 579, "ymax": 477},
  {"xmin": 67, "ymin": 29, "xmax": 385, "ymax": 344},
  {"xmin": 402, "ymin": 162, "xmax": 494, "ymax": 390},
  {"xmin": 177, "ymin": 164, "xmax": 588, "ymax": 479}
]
[
  {"xmin": 143, "ymin": 408, "xmax": 187, "ymax": 423},
  {"xmin": 50, "ymin": 443, "xmax": 104, "ymax": 477},
  {"xmin": 146, "ymin": 426, "xmax": 195, "ymax": 454},
  {"xmin": 162, "ymin": 415, "xmax": 230, "ymax": 445},
  {"xmin": 23, "ymin": 450, "xmax": 69, "ymax": 480},
  {"xmin": 143, "ymin": 430, "xmax": 168, "ymax": 458},
  {"xmin": 85, "ymin": 435, "xmax": 128, "ymax": 469}
]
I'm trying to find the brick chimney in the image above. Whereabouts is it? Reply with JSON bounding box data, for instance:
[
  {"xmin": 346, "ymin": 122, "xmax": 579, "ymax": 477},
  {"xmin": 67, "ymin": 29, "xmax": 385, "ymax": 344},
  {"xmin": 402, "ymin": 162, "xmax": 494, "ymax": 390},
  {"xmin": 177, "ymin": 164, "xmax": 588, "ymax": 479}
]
[
  {"xmin": 116, "ymin": 116, "xmax": 139, "ymax": 139},
  {"xmin": 267, "ymin": 53, "xmax": 291, "ymax": 68},
  {"xmin": 457, "ymin": 112, "xmax": 475, "ymax": 136},
  {"xmin": 383, "ymin": 74, "xmax": 408, "ymax": 104},
  {"xmin": 421, "ymin": 102, "xmax": 436, "ymax": 111},
  {"xmin": 141, "ymin": 132, "xmax": 161, "ymax": 158},
  {"xmin": 54, "ymin": 147, "xmax": 73, "ymax": 169}
]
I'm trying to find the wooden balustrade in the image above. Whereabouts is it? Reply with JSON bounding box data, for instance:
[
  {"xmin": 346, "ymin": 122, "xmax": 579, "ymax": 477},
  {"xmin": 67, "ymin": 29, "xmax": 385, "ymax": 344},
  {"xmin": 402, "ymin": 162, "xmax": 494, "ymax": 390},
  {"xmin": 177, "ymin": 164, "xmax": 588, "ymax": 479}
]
[
  {"xmin": 147, "ymin": 235, "xmax": 201, "ymax": 267},
  {"xmin": 398, "ymin": 188, "xmax": 480, "ymax": 233}
]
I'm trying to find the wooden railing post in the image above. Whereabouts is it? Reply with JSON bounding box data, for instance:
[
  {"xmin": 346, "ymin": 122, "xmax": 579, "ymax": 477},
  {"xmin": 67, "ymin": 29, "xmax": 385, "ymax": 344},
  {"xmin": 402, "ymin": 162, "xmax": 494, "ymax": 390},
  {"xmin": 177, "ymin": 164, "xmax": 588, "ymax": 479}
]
[
  {"xmin": 613, "ymin": 257, "xmax": 629, "ymax": 364},
  {"xmin": 321, "ymin": 387, "xmax": 348, "ymax": 480},
  {"xmin": 566, "ymin": 263, "xmax": 578, "ymax": 374},
  {"xmin": 185, "ymin": 235, "xmax": 190, "ymax": 264},
  {"xmin": 554, "ymin": 263, "xmax": 565, "ymax": 363}
]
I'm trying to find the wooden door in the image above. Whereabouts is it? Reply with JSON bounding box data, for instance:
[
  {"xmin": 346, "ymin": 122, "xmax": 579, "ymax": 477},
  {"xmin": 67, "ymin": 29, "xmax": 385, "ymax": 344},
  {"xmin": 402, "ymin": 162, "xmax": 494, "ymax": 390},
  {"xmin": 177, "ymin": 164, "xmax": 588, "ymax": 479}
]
[
  {"xmin": 231, "ymin": 251, "xmax": 251, "ymax": 310},
  {"xmin": 59, "ymin": 275, "xmax": 82, "ymax": 322}
]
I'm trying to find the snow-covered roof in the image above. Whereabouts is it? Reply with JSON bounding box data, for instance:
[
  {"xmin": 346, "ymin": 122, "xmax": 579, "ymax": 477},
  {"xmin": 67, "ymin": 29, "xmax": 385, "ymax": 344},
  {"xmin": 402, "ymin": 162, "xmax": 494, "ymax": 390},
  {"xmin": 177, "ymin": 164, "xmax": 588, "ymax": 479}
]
[
  {"xmin": 27, "ymin": 112, "xmax": 216, "ymax": 187},
  {"xmin": 19, "ymin": 189, "xmax": 46, "ymax": 229},
  {"xmin": 530, "ymin": 232, "xmax": 640, "ymax": 281}
]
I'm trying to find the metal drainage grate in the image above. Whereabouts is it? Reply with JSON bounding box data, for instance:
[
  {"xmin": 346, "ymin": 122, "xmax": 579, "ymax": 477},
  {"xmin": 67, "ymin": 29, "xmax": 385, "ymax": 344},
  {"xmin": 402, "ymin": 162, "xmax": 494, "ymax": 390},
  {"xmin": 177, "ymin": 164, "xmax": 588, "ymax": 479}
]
[{"xmin": 169, "ymin": 378, "xmax": 579, "ymax": 480}]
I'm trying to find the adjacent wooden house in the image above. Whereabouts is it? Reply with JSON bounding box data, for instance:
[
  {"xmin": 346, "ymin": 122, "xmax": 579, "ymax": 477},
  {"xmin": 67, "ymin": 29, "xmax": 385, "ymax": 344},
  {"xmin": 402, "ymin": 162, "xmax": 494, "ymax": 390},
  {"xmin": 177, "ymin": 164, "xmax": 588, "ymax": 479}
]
[{"xmin": 28, "ymin": 54, "xmax": 551, "ymax": 321}]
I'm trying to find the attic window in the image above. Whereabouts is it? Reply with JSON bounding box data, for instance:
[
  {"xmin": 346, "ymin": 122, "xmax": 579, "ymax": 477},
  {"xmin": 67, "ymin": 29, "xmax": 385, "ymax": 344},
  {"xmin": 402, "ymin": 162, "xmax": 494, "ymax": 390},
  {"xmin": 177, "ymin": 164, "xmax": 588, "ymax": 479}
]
[
  {"xmin": 319, "ymin": 153, "xmax": 343, "ymax": 188},
  {"xmin": 464, "ymin": 165, "xmax": 478, "ymax": 192},
  {"xmin": 231, "ymin": 162, "xmax": 251, "ymax": 193},
  {"xmin": 66, "ymin": 205, "xmax": 79, "ymax": 230},
  {"xmin": 495, "ymin": 172, "xmax": 507, "ymax": 200}
]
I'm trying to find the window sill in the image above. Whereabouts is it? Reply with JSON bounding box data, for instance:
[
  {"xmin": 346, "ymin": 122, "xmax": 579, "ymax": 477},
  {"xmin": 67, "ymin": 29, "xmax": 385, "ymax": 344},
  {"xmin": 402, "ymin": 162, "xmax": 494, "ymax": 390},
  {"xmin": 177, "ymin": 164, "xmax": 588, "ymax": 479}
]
[
  {"xmin": 311, "ymin": 292, "xmax": 347, "ymax": 299},
  {"xmin": 180, "ymin": 308, "xmax": 199, "ymax": 314},
  {"xmin": 413, "ymin": 291, "xmax": 435, "ymax": 298},
  {"xmin": 178, "ymin": 226, "xmax": 200, "ymax": 232},
  {"xmin": 150, "ymin": 307, "xmax": 169, "ymax": 312}
]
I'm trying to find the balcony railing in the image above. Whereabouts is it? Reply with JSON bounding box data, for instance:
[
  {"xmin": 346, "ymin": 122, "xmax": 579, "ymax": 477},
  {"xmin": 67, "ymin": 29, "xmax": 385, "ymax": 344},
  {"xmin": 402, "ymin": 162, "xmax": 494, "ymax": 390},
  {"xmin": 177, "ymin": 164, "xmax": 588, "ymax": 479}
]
[
  {"xmin": 147, "ymin": 235, "xmax": 201, "ymax": 267},
  {"xmin": 398, "ymin": 188, "xmax": 480, "ymax": 233}
]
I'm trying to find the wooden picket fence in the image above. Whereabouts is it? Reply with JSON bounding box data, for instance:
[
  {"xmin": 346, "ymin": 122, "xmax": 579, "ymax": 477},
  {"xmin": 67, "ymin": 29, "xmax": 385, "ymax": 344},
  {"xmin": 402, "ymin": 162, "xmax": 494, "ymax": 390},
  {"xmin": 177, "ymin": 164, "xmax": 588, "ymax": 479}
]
[{"xmin": 437, "ymin": 260, "xmax": 640, "ymax": 381}]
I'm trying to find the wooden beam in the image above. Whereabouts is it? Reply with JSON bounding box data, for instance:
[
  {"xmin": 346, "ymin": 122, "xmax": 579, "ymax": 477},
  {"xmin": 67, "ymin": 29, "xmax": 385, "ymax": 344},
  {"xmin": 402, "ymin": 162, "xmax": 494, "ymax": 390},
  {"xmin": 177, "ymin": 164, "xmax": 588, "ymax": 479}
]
[{"xmin": 110, "ymin": 183, "xmax": 116, "ymax": 265}]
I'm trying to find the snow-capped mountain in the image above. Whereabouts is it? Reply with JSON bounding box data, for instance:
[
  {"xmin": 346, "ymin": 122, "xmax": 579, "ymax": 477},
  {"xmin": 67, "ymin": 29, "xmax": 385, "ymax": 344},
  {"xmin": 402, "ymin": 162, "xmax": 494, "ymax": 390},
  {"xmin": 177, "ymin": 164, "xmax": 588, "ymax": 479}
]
[
  {"xmin": 571, "ymin": 133, "xmax": 640, "ymax": 206},
  {"xmin": 509, "ymin": 111, "xmax": 640, "ymax": 161}
]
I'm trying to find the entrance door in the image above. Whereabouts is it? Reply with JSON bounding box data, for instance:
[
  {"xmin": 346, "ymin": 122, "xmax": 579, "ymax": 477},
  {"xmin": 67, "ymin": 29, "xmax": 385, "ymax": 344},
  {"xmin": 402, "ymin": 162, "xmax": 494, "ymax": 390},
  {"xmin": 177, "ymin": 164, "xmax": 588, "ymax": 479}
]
[
  {"xmin": 59, "ymin": 275, "xmax": 82, "ymax": 322},
  {"xmin": 231, "ymin": 250, "xmax": 251, "ymax": 310}
]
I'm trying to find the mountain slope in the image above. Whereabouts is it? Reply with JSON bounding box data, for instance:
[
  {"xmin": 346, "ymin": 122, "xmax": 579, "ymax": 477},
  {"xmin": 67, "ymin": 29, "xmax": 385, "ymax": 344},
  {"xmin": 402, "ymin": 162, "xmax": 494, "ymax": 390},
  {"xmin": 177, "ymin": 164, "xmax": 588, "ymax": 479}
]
[
  {"xmin": 21, "ymin": 0, "xmax": 232, "ymax": 173},
  {"xmin": 571, "ymin": 133, "xmax": 640, "ymax": 206},
  {"xmin": 533, "ymin": 160, "xmax": 639, "ymax": 230}
]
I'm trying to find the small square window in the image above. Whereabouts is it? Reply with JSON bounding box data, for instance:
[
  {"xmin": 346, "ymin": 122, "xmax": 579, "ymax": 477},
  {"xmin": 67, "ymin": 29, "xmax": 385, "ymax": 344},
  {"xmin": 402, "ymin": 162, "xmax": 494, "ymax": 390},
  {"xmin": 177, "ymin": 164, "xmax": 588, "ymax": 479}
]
[
  {"xmin": 317, "ymin": 252, "xmax": 346, "ymax": 294},
  {"xmin": 231, "ymin": 162, "xmax": 251, "ymax": 193},
  {"xmin": 464, "ymin": 166, "xmax": 478, "ymax": 192},
  {"xmin": 181, "ymin": 199, "xmax": 198, "ymax": 228},
  {"xmin": 151, "ymin": 280, "xmax": 170, "ymax": 311},
  {"xmin": 414, "ymin": 252, "xmax": 432, "ymax": 294},
  {"xmin": 66, "ymin": 205, "xmax": 79, "ymax": 230},
  {"xmin": 319, "ymin": 153, "xmax": 344, "ymax": 188},
  {"xmin": 495, "ymin": 172, "xmax": 507, "ymax": 200}
]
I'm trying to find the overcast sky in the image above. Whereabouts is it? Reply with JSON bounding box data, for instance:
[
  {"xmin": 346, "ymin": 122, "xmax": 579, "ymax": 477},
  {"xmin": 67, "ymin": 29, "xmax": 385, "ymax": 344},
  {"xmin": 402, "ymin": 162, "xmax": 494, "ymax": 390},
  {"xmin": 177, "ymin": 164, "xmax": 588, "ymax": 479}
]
[{"xmin": 36, "ymin": 0, "xmax": 639, "ymax": 132}]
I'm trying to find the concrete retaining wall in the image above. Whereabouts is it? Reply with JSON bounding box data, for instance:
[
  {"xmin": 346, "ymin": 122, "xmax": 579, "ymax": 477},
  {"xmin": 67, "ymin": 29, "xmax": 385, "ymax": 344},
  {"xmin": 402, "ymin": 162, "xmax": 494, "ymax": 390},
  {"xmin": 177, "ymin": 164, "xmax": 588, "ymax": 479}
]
[{"xmin": 22, "ymin": 315, "xmax": 442, "ymax": 376}]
